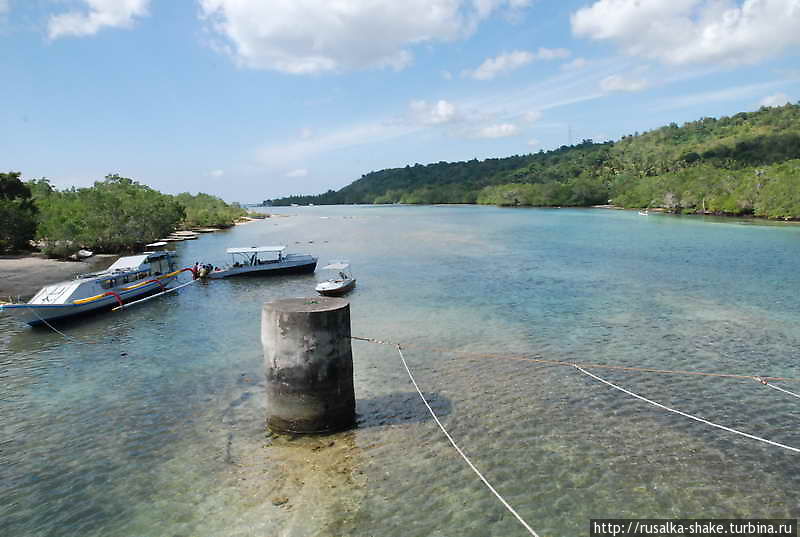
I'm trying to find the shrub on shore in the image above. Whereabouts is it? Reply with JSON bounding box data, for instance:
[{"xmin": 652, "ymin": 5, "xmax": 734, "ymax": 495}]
[
  {"xmin": 18, "ymin": 174, "xmax": 251, "ymax": 256},
  {"xmin": 0, "ymin": 172, "xmax": 38, "ymax": 253},
  {"xmin": 174, "ymin": 192, "xmax": 247, "ymax": 229},
  {"xmin": 32, "ymin": 174, "xmax": 185, "ymax": 256}
]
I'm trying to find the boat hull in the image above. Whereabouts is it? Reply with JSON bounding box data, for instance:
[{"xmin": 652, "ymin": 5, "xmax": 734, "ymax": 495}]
[
  {"xmin": 0, "ymin": 277, "xmax": 177, "ymax": 326},
  {"xmin": 208, "ymin": 257, "xmax": 317, "ymax": 279},
  {"xmin": 316, "ymin": 279, "xmax": 356, "ymax": 297}
]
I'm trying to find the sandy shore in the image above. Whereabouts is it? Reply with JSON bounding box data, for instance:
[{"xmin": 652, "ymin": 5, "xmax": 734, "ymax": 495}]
[{"xmin": 0, "ymin": 253, "xmax": 116, "ymax": 300}]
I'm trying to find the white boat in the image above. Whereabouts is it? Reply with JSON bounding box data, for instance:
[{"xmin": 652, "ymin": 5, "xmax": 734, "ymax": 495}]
[
  {"xmin": 639, "ymin": 209, "xmax": 649, "ymax": 216},
  {"xmin": 0, "ymin": 251, "xmax": 194, "ymax": 326},
  {"xmin": 315, "ymin": 262, "xmax": 356, "ymax": 297},
  {"xmin": 207, "ymin": 246, "xmax": 317, "ymax": 279}
]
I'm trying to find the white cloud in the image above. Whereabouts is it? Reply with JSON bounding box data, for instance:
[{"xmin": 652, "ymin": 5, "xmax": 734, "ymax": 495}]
[
  {"xmin": 562, "ymin": 57, "xmax": 588, "ymax": 71},
  {"xmin": 522, "ymin": 110, "xmax": 541, "ymax": 123},
  {"xmin": 474, "ymin": 123, "xmax": 520, "ymax": 138},
  {"xmin": 286, "ymin": 168, "xmax": 309, "ymax": 178},
  {"xmin": 760, "ymin": 92, "xmax": 792, "ymax": 107},
  {"xmin": 199, "ymin": 0, "xmax": 530, "ymax": 74},
  {"xmin": 655, "ymin": 80, "xmax": 784, "ymax": 110},
  {"xmin": 600, "ymin": 74, "xmax": 648, "ymax": 92},
  {"xmin": 257, "ymin": 121, "xmax": 417, "ymax": 167},
  {"xmin": 48, "ymin": 0, "xmax": 149, "ymax": 39},
  {"xmin": 534, "ymin": 47, "xmax": 571, "ymax": 60},
  {"xmin": 527, "ymin": 138, "xmax": 540, "ymax": 147},
  {"xmin": 467, "ymin": 50, "xmax": 534, "ymax": 80},
  {"xmin": 0, "ymin": 0, "xmax": 8, "ymax": 15},
  {"xmin": 465, "ymin": 48, "xmax": 571, "ymax": 80},
  {"xmin": 572, "ymin": 0, "xmax": 800, "ymax": 67},
  {"xmin": 442, "ymin": 70, "xmax": 453, "ymax": 80},
  {"xmin": 409, "ymin": 99, "xmax": 458, "ymax": 125},
  {"xmin": 473, "ymin": 0, "xmax": 532, "ymax": 18},
  {"xmin": 208, "ymin": 169, "xmax": 225, "ymax": 177}
]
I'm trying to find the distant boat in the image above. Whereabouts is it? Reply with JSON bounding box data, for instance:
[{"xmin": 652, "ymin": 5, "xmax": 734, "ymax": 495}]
[
  {"xmin": 207, "ymin": 246, "xmax": 317, "ymax": 279},
  {"xmin": 639, "ymin": 209, "xmax": 649, "ymax": 216},
  {"xmin": 0, "ymin": 251, "xmax": 193, "ymax": 325},
  {"xmin": 315, "ymin": 262, "xmax": 356, "ymax": 297}
]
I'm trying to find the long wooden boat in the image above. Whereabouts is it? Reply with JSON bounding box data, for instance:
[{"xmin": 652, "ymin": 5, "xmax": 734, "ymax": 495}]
[{"xmin": 0, "ymin": 251, "xmax": 194, "ymax": 325}]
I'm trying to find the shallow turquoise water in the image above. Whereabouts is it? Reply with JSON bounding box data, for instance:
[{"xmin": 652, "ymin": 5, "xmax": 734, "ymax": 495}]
[{"xmin": 2, "ymin": 206, "xmax": 800, "ymax": 536}]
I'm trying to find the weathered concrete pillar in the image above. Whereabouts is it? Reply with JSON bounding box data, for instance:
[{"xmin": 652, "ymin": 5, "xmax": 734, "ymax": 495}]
[{"xmin": 261, "ymin": 297, "xmax": 355, "ymax": 434}]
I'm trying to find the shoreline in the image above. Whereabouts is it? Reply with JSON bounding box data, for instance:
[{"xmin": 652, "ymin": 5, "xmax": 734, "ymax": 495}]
[
  {"xmin": 0, "ymin": 216, "xmax": 276, "ymax": 299},
  {"xmin": 2, "ymin": 205, "xmax": 793, "ymax": 299},
  {"xmin": 0, "ymin": 253, "xmax": 116, "ymax": 300}
]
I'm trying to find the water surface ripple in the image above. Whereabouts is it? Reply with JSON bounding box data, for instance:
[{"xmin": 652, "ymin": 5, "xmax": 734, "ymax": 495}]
[{"xmin": 2, "ymin": 206, "xmax": 799, "ymax": 536}]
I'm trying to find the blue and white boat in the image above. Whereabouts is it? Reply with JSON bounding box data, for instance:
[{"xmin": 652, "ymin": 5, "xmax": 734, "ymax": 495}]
[
  {"xmin": 315, "ymin": 262, "xmax": 356, "ymax": 297},
  {"xmin": 207, "ymin": 246, "xmax": 317, "ymax": 278},
  {"xmin": 0, "ymin": 251, "xmax": 193, "ymax": 326}
]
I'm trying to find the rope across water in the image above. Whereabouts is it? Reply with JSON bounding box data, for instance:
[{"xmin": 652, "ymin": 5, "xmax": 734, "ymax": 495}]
[
  {"xmin": 352, "ymin": 335, "xmax": 800, "ymax": 455},
  {"xmin": 350, "ymin": 336, "xmax": 800, "ymax": 384},
  {"xmin": 575, "ymin": 365, "xmax": 800, "ymax": 454},
  {"xmin": 395, "ymin": 344, "xmax": 542, "ymax": 537}
]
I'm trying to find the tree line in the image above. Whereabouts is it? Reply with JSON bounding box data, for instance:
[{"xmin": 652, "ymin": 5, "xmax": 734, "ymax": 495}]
[
  {"xmin": 269, "ymin": 102, "xmax": 800, "ymax": 219},
  {"xmin": 0, "ymin": 173, "xmax": 247, "ymax": 255}
]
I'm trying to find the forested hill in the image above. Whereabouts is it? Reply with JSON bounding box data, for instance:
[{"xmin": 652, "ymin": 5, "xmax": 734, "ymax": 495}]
[{"xmin": 271, "ymin": 102, "xmax": 800, "ymax": 219}]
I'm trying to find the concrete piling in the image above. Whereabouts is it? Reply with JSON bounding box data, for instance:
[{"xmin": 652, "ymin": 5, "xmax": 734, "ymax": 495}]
[{"xmin": 261, "ymin": 297, "xmax": 356, "ymax": 434}]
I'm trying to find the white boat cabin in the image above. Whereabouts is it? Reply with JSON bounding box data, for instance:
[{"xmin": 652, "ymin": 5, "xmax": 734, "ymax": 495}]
[
  {"xmin": 29, "ymin": 251, "xmax": 175, "ymax": 305},
  {"xmin": 226, "ymin": 246, "xmax": 287, "ymax": 267}
]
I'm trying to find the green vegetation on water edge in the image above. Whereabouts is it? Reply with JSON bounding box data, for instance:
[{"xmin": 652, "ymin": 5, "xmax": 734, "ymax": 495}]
[
  {"xmin": 271, "ymin": 103, "xmax": 800, "ymax": 219},
  {"xmin": 0, "ymin": 172, "xmax": 248, "ymax": 256}
]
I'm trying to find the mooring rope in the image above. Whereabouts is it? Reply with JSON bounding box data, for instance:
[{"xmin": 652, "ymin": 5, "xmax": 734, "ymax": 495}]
[
  {"xmin": 26, "ymin": 306, "xmax": 80, "ymax": 342},
  {"xmin": 21, "ymin": 278, "xmax": 196, "ymax": 344},
  {"xmin": 575, "ymin": 365, "xmax": 800, "ymax": 454},
  {"xmin": 757, "ymin": 378, "xmax": 800, "ymax": 400},
  {"xmin": 351, "ymin": 336, "xmax": 800, "ymax": 384},
  {"xmin": 395, "ymin": 344, "xmax": 541, "ymax": 537}
]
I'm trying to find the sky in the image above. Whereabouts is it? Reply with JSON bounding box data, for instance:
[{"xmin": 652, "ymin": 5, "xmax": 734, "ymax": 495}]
[{"xmin": 1, "ymin": 0, "xmax": 799, "ymax": 203}]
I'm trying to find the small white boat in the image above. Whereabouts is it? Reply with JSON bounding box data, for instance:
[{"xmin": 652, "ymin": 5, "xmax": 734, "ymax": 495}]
[
  {"xmin": 315, "ymin": 262, "xmax": 356, "ymax": 297},
  {"xmin": 639, "ymin": 209, "xmax": 649, "ymax": 216},
  {"xmin": 0, "ymin": 251, "xmax": 194, "ymax": 326},
  {"xmin": 207, "ymin": 246, "xmax": 317, "ymax": 279}
]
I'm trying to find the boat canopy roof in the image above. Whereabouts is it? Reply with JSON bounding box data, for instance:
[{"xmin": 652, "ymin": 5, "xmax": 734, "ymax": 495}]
[
  {"xmin": 322, "ymin": 262, "xmax": 349, "ymax": 270},
  {"xmin": 226, "ymin": 246, "xmax": 286, "ymax": 255},
  {"xmin": 145, "ymin": 241, "xmax": 167, "ymax": 248},
  {"xmin": 107, "ymin": 255, "xmax": 149, "ymax": 272},
  {"xmin": 106, "ymin": 252, "xmax": 170, "ymax": 272}
]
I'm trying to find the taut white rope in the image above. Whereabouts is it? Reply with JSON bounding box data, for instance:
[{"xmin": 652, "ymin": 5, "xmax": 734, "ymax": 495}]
[
  {"xmin": 764, "ymin": 382, "xmax": 800, "ymax": 400},
  {"xmin": 111, "ymin": 279, "xmax": 196, "ymax": 311},
  {"xmin": 396, "ymin": 345, "xmax": 541, "ymax": 537},
  {"xmin": 575, "ymin": 365, "xmax": 800, "ymax": 454}
]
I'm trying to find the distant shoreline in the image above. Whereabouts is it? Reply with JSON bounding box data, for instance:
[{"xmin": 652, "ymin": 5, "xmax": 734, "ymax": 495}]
[{"xmin": 2, "ymin": 205, "xmax": 795, "ymax": 300}]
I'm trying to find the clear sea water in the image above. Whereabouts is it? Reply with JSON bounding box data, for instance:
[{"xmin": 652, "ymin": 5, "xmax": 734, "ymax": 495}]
[{"xmin": 2, "ymin": 206, "xmax": 799, "ymax": 537}]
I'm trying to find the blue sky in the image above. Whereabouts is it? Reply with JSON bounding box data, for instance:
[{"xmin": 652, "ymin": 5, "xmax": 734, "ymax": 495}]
[{"xmin": 2, "ymin": 0, "xmax": 799, "ymax": 202}]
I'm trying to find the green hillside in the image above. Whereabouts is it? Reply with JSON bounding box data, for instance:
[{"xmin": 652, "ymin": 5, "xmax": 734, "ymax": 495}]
[{"xmin": 271, "ymin": 102, "xmax": 800, "ymax": 219}]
